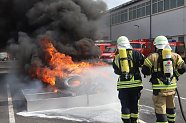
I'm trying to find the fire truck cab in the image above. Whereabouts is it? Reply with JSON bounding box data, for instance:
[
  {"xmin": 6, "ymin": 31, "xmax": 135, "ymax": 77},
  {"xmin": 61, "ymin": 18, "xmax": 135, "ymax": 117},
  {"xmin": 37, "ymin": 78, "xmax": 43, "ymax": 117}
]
[
  {"xmin": 95, "ymin": 40, "xmax": 113, "ymax": 54},
  {"xmin": 130, "ymin": 39, "xmax": 154, "ymax": 57},
  {"xmin": 169, "ymin": 40, "xmax": 185, "ymax": 61},
  {"xmin": 100, "ymin": 45, "xmax": 117, "ymax": 63}
]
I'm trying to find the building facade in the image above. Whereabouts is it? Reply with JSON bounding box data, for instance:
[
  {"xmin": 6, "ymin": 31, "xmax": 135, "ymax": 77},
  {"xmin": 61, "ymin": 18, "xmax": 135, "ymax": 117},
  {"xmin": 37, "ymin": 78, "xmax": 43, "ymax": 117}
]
[{"xmin": 101, "ymin": 0, "xmax": 185, "ymax": 43}]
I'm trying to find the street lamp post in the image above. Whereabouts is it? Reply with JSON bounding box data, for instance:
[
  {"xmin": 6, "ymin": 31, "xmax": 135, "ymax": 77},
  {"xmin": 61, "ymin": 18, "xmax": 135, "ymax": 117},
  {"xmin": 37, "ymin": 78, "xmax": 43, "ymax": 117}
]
[
  {"xmin": 109, "ymin": 11, "xmax": 112, "ymax": 40},
  {"xmin": 134, "ymin": 25, "xmax": 140, "ymax": 40},
  {"xmin": 150, "ymin": 0, "xmax": 152, "ymax": 41}
]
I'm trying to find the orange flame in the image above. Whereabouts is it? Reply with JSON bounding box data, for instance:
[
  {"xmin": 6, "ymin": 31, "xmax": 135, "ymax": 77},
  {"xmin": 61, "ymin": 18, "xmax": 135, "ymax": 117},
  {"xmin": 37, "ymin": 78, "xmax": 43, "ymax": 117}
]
[{"xmin": 30, "ymin": 37, "xmax": 106, "ymax": 86}]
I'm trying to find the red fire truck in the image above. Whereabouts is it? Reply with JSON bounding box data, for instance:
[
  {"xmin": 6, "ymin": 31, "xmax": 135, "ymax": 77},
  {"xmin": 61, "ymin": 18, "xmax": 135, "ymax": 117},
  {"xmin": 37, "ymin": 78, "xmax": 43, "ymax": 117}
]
[
  {"xmin": 97, "ymin": 39, "xmax": 185, "ymax": 63},
  {"xmin": 130, "ymin": 39, "xmax": 154, "ymax": 57},
  {"xmin": 99, "ymin": 39, "xmax": 154, "ymax": 63},
  {"xmin": 100, "ymin": 45, "xmax": 117, "ymax": 63},
  {"xmin": 95, "ymin": 40, "xmax": 113, "ymax": 54},
  {"xmin": 169, "ymin": 41, "xmax": 185, "ymax": 61}
]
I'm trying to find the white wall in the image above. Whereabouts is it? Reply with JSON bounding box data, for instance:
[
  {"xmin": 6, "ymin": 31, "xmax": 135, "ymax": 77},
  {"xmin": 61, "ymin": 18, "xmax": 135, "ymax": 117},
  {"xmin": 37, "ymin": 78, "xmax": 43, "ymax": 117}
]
[
  {"xmin": 112, "ymin": 17, "xmax": 150, "ymax": 40},
  {"xmin": 110, "ymin": 7, "xmax": 186, "ymax": 41}
]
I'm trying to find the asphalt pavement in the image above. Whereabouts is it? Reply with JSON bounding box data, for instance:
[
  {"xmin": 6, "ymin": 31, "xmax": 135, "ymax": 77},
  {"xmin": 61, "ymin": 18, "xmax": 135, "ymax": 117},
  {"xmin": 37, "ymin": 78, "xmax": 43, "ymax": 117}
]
[{"xmin": 0, "ymin": 66, "xmax": 186, "ymax": 123}]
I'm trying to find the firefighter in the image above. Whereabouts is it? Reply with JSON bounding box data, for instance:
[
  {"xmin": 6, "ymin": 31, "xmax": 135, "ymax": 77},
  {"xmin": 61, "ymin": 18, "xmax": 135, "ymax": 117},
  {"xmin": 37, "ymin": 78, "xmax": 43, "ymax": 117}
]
[
  {"xmin": 113, "ymin": 36, "xmax": 144, "ymax": 123},
  {"xmin": 142, "ymin": 35, "xmax": 185, "ymax": 123}
]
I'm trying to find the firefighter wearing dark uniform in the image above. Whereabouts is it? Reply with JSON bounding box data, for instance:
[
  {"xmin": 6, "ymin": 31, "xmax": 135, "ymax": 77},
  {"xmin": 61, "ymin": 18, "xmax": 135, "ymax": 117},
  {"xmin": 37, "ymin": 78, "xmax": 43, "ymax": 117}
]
[
  {"xmin": 113, "ymin": 36, "xmax": 144, "ymax": 123},
  {"xmin": 142, "ymin": 36, "xmax": 185, "ymax": 123}
]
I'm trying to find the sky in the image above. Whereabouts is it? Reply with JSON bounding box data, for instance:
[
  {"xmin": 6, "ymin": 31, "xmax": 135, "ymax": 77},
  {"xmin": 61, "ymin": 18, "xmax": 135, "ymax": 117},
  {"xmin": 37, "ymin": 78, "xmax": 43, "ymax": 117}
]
[{"xmin": 103, "ymin": 0, "xmax": 131, "ymax": 9}]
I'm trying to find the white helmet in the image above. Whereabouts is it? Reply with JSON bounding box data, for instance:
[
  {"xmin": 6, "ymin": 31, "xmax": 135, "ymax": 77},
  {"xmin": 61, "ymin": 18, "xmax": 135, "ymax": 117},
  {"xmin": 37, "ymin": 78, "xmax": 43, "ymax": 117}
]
[
  {"xmin": 153, "ymin": 35, "xmax": 171, "ymax": 50},
  {"xmin": 117, "ymin": 36, "xmax": 132, "ymax": 49}
]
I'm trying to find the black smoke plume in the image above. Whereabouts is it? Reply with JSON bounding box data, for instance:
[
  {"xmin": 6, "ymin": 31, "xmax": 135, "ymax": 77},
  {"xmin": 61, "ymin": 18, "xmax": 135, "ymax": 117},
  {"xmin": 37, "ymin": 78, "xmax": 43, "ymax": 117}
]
[{"xmin": 4, "ymin": 0, "xmax": 107, "ymax": 71}]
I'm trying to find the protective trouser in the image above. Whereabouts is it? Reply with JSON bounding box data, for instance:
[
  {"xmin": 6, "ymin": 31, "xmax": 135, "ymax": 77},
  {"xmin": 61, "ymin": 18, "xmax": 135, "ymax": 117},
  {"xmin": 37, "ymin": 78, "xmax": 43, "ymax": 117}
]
[
  {"xmin": 118, "ymin": 90, "xmax": 140, "ymax": 123},
  {"xmin": 152, "ymin": 94, "xmax": 176, "ymax": 123}
]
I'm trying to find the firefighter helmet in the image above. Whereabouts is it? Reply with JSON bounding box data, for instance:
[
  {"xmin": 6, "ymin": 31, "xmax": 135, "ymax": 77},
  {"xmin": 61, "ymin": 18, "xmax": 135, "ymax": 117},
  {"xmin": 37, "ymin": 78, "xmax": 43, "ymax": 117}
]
[
  {"xmin": 153, "ymin": 36, "xmax": 171, "ymax": 49},
  {"xmin": 117, "ymin": 36, "xmax": 132, "ymax": 49}
]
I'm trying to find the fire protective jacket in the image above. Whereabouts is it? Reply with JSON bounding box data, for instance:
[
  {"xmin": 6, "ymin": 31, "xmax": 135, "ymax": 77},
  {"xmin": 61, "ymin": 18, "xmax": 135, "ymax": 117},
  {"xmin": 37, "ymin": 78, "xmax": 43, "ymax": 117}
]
[
  {"xmin": 142, "ymin": 51, "xmax": 185, "ymax": 95},
  {"xmin": 113, "ymin": 50, "xmax": 144, "ymax": 90}
]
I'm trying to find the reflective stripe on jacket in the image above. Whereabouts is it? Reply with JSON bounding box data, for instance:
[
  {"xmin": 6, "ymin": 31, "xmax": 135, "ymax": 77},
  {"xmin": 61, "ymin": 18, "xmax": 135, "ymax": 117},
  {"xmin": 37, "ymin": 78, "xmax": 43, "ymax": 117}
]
[
  {"xmin": 113, "ymin": 50, "xmax": 143, "ymax": 89},
  {"xmin": 143, "ymin": 52, "xmax": 184, "ymax": 90}
]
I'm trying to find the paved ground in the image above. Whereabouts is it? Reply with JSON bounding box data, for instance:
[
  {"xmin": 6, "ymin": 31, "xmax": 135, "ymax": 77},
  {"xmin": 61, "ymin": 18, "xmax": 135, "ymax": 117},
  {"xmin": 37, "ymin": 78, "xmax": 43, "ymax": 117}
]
[{"xmin": 0, "ymin": 66, "xmax": 186, "ymax": 123}]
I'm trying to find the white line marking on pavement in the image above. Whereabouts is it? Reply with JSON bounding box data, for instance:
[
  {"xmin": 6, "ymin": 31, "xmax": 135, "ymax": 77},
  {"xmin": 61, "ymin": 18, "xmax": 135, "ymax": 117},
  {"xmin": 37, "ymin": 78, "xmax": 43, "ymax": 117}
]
[
  {"xmin": 140, "ymin": 105, "xmax": 154, "ymax": 110},
  {"xmin": 143, "ymin": 88, "xmax": 152, "ymax": 92},
  {"xmin": 144, "ymin": 88, "xmax": 186, "ymax": 100},
  {"xmin": 138, "ymin": 119, "xmax": 147, "ymax": 123},
  {"xmin": 175, "ymin": 96, "xmax": 186, "ymax": 100},
  {"xmin": 7, "ymin": 84, "xmax": 15, "ymax": 123}
]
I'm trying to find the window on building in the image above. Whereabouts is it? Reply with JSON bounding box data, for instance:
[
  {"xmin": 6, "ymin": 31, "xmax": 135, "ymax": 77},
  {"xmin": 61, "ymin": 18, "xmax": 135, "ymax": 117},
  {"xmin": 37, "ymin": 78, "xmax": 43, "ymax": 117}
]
[
  {"xmin": 152, "ymin": 0, "xmax": 158, "ymax": 14},
  {"xmin": 114, "ymin": 13, "xmax": 118, "ymax": 24},
  {"xmin": 118, "ymin": 12, "xmax": 121, "ymax": 23},
  {"xmin": 121, "ymin": 11, "xmax": 124, "ymax": 22},
  {"xmin": 110, "ymin": 0, "xmax": 184, "ymax": 25},
  {"xmin": 142, "ymin": 6, "xmax": 146, "ymax": 16},
  {"xmin": 113, "ymin": 14, "xmax": 115, "ymax": 24},
  {"xmin": 129, "ymin": 8, "xmax": 133, "ymax": 20},
  {"xmin": 117, "ymin": 13, "xmax": 120, "ymax": 23},
  {"xmin": 158, "ymin": 0, "xmax": 164, "ymax": 12},
  {"xmin": 177, "ymin": 0, "xmax": 184, "ymax": 7},
  {"xmin": 164, "ymin": 0, "xmax": 170, "ymax": 10},
  {"xmin": 133, "ymin": 6, "xmax": 137, "ymax": 19},
  {"xmin": 111, "ymin": 14, "xmax": 114, "ymax": 25},
  {"xmin": 146, "ymin": 1, "xmax": 151, "ymax": 15},
  {"xmin": 170, "ymin": 0, "xmax": 176, "ymax": 9},
  {"xmin": 124, "ymin": 10, "xmax": 128, "ymax": 21},
  {"xmin": 138, "ymin": 3, "xmax": 145, "ymax": 18},
  {"xmin": 178, "ymin": 36, "xmax": 184, "ymax": 42},
  {"xmin": 116, "ymin": 13, "xmax": 119, "ymax": 24},
  {"xmin": 121, "ymin": 9, "xmax": 128, "ymax": 22},
  {"xmin": 137, "ymin": 5, "xmax": 141, "ymax": 18}
]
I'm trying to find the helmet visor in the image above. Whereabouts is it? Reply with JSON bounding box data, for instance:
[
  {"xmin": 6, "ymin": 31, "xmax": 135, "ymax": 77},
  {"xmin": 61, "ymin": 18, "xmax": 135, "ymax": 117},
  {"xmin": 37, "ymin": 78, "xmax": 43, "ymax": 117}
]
[
  {"xmin": 117, "ymin": 43, "xmax": 133, "ymax": 49},
  {"xmin": 156, "ymin": 44, "xmax": 172, "ymax": 50}
]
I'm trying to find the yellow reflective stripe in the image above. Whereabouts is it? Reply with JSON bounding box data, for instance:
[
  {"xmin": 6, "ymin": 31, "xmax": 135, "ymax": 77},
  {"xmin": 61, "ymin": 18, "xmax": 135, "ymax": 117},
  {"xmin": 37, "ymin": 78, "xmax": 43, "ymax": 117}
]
[
  {"xmin": 117, "ymin": 83, "xmax": 142, "ymax": 86},
  {"xmin": 157, "ymin": 79, "xmax": 164, "ymax": 84},
  {"xmin": 114, "ymin": 55, "xmax": 120, "ymax": 66},
  {"xmin": 117, "ymin": 75, "xmax": 142, "ymax": 89},
  {"xmin": 167, "ymin": 118, "xmax": 176, "ymax": 121},
  {"xmin": 177, "ymin": 60, "xmax": 184, "ymax": 66},
  {"xmin": 117, "ymin": 83, "xmax": 143, "ymax": 89},
  {"xmin": 130, "ymin": 113, "xmax": 139, "ymax": 118},
  {"xmin": 117, "ymin": 82, "xmax": 142, "ymax": 87},
  {"xmin": 156, "ymin": 122, "xmax": 168, "ymax": 123},
  {"xmin": 117, "ymin": 80, "xmax": 142, "ymax": 85},
  {"xmin": 175, "ymin": 70, "xmax": 181, "ymax": 76},
  {"xmin": 128, "ymin": 51, "xmax": 133, "ymax": 68},
  {"xmin": 152, "ymin": 83, "xmax": 177, "ymax": 89},
  {"xmin": 118, "ymin": 76, "xmax": 141, "ymax": 83},
  {"xmin": 138, "ymin": 99, "xmax": 140, "ymax": 111},
  {"xmin": 167, "ymin": 113, "xmax": 176, "ymax": 118},
  {"xmin": 121, "ymin": 114, "xmax": 130, "ymax": 119},
  {"xmin": 145, "ymin": 58, "xmax": 152, "ymax": 67},
  {"xmin": 154, "ymin": 68, "xmax": 158, "ymax": 72}
]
